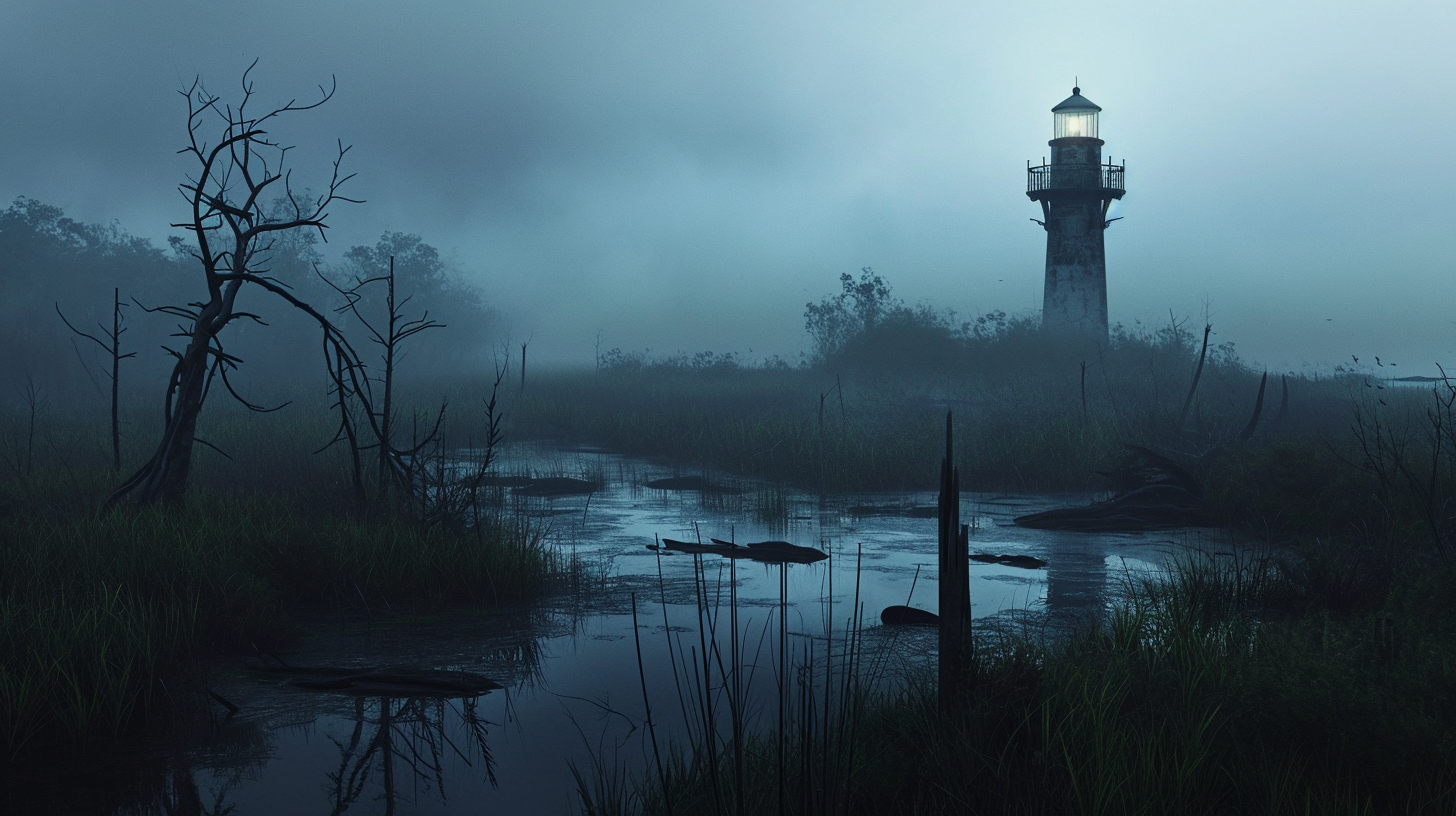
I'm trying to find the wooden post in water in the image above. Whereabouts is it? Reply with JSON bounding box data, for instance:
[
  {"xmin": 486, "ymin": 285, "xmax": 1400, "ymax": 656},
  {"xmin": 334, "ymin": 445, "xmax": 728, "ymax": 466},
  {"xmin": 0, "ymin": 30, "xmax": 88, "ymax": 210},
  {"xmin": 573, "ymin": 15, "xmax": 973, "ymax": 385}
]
[{"xmin": 938, "ymin": 411, "xmax": 972, "ymax": 713}]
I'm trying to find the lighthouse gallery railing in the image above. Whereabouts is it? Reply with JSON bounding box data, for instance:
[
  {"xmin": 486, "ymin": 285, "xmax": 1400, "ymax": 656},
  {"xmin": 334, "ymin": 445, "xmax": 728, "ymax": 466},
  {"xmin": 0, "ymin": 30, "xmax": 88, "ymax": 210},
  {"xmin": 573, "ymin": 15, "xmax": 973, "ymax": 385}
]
[{"xmin": 1027, "ymin": 162, "xmax": 1125, "ymax": 194}]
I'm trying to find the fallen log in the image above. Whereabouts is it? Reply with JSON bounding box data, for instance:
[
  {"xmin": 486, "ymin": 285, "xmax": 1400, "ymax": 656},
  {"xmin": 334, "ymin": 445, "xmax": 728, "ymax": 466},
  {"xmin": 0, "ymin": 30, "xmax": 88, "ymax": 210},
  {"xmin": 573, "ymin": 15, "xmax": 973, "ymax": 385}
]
[
  {"xmin": 647, "ymin": 537, "xmax": 828, "ymax": 564},
  {"xmin": 712, "ymin": 538, "xmax": 830, "ymax": 564},
  {"xmin": 880, "ymin": 605, "xmax": 939, "ymax": 626}
]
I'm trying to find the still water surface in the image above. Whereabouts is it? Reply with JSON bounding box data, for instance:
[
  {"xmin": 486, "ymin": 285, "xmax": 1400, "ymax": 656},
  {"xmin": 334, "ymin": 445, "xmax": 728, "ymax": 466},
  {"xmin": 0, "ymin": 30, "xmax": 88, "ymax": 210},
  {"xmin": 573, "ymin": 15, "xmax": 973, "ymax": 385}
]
[{"xmin": 70, "ymin": 444, "xmax": 1208, "ymax": 815}]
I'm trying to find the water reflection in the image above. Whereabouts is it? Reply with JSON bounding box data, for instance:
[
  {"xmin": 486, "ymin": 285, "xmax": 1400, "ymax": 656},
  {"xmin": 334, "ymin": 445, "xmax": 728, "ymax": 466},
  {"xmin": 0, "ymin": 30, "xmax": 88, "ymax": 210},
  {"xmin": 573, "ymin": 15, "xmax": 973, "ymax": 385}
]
[
  {"xmin": 3, "ymin": 710, "xmax": 269, "ymax": 816},
  {"xmin": 328, "ymin": 695, "xmax": 497, "ymax": 815},
  {"xmin": 14, "ymin": 444, "xmax": 1208, "ymax": 815},
  {"xmin": 1043, "ymin": 532, "xmax": 1111, "ymax": 622}
]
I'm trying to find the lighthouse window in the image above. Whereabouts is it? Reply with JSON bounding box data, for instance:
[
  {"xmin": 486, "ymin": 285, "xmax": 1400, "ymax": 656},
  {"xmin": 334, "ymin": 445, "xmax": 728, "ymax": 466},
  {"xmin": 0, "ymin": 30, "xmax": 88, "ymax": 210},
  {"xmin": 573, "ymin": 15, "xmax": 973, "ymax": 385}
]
[{"xmin": 1055, "ymin": 110, "xmax": 1098, "ymax": 139}]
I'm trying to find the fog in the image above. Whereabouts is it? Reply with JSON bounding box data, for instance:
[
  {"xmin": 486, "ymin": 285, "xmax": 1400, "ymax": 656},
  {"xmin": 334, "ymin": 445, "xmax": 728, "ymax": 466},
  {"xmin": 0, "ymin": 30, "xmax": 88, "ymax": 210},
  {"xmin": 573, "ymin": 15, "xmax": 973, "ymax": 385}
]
[{"xmin": 2, "ymin": 0, "xmax": 1453, "ymax": 372}]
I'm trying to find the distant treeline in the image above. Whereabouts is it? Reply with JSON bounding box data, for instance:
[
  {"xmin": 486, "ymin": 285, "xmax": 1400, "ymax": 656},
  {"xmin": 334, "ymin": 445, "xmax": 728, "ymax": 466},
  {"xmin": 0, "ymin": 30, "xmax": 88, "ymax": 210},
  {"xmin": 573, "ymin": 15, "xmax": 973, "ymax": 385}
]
[
  {"xmin": 0, "ymin": 197, "xmax": 496, "ymax": 402},
  {"xmin": 597, "ymin": 267, "xmax": 1244, "ymax": 381}
]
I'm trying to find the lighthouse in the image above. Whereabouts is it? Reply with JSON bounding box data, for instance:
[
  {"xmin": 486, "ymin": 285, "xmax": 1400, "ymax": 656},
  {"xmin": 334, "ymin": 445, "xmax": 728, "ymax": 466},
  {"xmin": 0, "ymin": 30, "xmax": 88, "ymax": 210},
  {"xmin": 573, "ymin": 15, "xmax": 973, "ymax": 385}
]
[{"xmin": 1027, "ymin": 86, "xmax": 1125, "ymax": 341}]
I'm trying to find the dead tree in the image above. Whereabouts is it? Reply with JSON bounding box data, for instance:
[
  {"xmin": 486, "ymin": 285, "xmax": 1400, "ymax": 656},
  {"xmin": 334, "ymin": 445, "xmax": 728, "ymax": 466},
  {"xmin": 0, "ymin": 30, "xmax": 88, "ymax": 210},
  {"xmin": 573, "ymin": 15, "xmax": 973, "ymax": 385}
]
[
  {"xmin": 57, "ymin": 288, "xmax": 136, "ymax": 470},
  {"xmin": 321, "ymin": 256, "xmax": 445, "ymax": 503},
  {"xmin": 112, "ymin": 63, "xmax": 363, "ymax": 506}
]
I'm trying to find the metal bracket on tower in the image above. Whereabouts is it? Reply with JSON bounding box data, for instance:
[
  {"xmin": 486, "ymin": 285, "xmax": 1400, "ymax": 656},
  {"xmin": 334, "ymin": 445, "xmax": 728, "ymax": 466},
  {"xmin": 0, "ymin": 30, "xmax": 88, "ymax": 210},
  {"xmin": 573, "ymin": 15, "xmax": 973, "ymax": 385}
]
[
  {"xmin": 1030, "ymin": 217, "xmax": 1047, "ymax": 230},
  {"xmin": 1103, "ymin": 217, "xmax": 1123, "ymax": 230},
  {"xmin": 1098, "ymin": 197, "xmax": 1115, "ymax": 231}
]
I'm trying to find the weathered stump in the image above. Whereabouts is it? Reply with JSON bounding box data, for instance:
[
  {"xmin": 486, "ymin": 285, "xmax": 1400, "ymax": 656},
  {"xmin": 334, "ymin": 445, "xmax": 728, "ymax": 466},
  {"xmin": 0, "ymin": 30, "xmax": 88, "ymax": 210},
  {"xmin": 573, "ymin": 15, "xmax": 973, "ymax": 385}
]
[{"xmin": 939, "ymin": 412, "xmax": 972, "ymax": 714}]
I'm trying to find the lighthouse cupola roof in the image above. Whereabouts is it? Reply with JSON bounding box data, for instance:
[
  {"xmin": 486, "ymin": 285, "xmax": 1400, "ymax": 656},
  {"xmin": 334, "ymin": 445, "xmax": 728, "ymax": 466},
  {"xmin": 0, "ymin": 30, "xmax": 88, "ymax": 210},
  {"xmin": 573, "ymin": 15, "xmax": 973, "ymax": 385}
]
[
  {"xmin": 1051, "ymin": 86, "xmax": 1101, "ymax": 139},
  {"xmin": 1051, "ymin": 87, "xmax": 1101, "ymax": 113}
]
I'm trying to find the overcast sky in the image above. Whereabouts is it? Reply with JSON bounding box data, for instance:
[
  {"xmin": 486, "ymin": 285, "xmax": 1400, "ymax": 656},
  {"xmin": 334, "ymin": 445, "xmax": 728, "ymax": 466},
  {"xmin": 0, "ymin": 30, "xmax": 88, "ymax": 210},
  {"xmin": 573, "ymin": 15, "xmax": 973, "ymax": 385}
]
[{"xmin": 3, "ymin": 0, "xmax": 1453, "ymax": 371}]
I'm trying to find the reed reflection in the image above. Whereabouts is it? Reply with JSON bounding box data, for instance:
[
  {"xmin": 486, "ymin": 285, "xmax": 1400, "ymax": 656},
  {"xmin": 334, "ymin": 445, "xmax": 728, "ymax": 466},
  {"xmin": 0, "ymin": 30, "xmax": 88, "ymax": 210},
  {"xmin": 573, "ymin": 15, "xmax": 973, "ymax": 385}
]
[{"xmin": 329, "ymin": 694, "xmax": 498, "ymax": 816}]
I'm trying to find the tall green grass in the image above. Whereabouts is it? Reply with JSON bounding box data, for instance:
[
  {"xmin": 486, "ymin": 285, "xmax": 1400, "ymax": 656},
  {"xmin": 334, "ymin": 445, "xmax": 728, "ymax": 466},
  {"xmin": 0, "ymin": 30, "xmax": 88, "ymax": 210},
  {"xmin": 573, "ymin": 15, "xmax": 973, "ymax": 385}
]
[
  {"xmin": 0, "ymin": 492, "xmax": 556, "ymax": 758},
  {"xmin": 0, "ymin": 394, "xmax": 563, "ymax": 760},
  {"xmin": 588, "ymin": 544, "xmax": 1456, "ymax": 815}
]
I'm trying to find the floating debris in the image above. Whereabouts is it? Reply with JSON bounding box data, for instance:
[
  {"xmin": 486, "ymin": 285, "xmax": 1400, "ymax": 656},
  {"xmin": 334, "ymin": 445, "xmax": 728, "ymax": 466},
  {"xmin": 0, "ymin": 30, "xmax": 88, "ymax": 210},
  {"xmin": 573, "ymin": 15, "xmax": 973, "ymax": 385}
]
[
  {"xmin": 970, "ymin": 553, "xmax": 1048, "ymax": 569},
  {"xmin": 647, "ymin": 537, "xmax": 828, "ymax": 564},
  {"xmin": 880, "ymin": 605, "xmax": 939, "ymax": 626}
]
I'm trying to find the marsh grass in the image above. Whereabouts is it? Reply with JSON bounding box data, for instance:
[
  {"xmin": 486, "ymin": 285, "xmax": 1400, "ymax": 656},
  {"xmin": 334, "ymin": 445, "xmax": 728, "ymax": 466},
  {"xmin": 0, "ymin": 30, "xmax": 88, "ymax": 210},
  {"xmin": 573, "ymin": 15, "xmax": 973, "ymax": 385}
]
[
  {"xmin": 505, "ymin": 339, "xmax": 1456, "ymax": 565},
  {"xmin": 543, "ymin": 331, "xmax": 1456, "ymax": 814},
  {"xmin": 0, "ymin": 492, "xmax": 556, "ymax": 759},
  {"xmin": 0, "ymin": 396, "xmax": 563, "ymax": 760},
  {"xmin": 507, "ymin": 324, "xmax": 1365, "ymax": 499},
  {"xmin": 583, "ymin": 542, "xmax": 1456, "ymax": 816},
  {"xmin": 574, "ymin": 543, "xmax": 874, "ymax": 816}
]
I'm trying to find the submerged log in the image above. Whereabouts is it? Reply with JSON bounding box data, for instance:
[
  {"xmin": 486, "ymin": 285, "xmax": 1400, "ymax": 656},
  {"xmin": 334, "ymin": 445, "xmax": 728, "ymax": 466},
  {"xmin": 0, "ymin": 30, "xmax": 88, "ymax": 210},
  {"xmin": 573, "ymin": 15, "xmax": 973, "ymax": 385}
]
[
  {"xmin": 969, "ymin": 553, "xmax": 1048, "ymax": 569},
  {"xmin": 647, "ymin": 537, "xmax": 828, "ymax": 564},
  {"xmin": 710, "ymin": 537, "xmax": 830, "ymax": 563},
  {"xmin": 881, "ymin": 605, "xmax": 939, "ymax": 626}
]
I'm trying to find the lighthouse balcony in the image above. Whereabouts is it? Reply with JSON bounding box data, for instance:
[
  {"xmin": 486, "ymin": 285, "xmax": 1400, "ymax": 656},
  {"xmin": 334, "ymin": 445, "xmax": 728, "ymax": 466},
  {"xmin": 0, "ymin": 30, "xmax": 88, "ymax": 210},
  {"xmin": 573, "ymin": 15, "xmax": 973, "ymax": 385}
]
[{"xmin": 1026, "ymin": 162, "xmax": 1125, "ymax": 200}]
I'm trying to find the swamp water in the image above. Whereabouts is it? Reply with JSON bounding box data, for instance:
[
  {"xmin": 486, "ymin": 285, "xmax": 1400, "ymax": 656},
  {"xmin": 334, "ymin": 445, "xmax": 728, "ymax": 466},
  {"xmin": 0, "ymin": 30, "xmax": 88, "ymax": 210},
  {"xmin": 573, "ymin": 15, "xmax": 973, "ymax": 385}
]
[{"xmin": 32, "ymin": 444, "xmax": 1216, "ymax": 815}]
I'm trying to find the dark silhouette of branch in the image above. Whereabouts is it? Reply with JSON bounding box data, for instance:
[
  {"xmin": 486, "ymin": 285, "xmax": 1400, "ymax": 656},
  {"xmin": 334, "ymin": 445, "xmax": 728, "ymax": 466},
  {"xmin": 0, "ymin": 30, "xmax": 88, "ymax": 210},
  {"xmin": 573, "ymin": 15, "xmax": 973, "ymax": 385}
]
[
  {"xmin": 56, "ymin": 288, "xmax": 136, "ymax": 470},
  {"xmin": 1179, "ymin": 323, "xmax": 1211, "ymax": 427},
  {"xmin": 1237, "ymin": 371, "xmax": 1268, "ymax": 443}
]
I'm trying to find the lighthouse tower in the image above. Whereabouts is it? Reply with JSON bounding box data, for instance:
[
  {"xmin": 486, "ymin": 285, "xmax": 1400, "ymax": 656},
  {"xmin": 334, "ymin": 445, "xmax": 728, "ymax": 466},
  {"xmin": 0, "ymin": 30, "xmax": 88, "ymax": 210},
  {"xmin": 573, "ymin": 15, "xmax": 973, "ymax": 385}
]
[{"xmin": 1027, "ymin": 86, "xmax": 1125, "ymax": 341}]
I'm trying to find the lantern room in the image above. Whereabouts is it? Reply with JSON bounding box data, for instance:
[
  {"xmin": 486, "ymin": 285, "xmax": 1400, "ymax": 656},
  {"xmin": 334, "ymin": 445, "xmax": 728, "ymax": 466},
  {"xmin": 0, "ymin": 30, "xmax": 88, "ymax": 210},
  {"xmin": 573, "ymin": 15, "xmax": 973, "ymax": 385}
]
[{"xmin": 1052, "ymin": 87, "xmax": 1101, "ymax": 140}]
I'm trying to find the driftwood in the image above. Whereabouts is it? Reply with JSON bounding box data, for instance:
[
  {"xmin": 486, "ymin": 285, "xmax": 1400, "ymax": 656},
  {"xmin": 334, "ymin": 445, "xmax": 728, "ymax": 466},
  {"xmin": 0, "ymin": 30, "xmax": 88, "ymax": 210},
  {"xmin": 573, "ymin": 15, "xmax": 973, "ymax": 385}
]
[
  {"xmin": 648, "ymin": 537, "xmax": 829, "ymax": 564},
  {"xmin": 253, "ymin": 664, "xmax": 502, "ymax": 697},
  {"xmin": 881, "ymin": 605, "xmax": 939, "ymax": 626},
  {"xmin": 970, "ymin": 553, "xmax": 1048, "ymax": 569}
]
